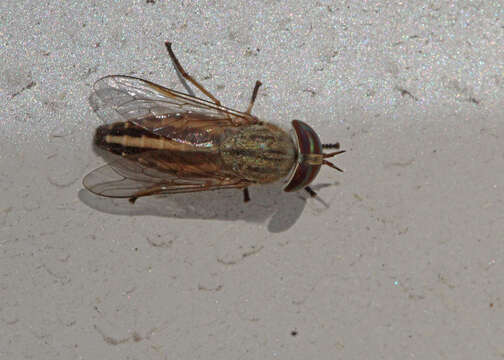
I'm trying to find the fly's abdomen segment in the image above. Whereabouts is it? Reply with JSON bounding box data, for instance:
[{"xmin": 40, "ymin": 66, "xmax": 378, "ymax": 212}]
[
  {"xmin": 220, "ymin": 124, "xmax": 296, "ymax": 183},
  {"xmin": 94, "ymin": 121, "xmax": 209, "ymax": 156},
  {"xmin": 94, "ymin": 121, "xmax": 164, "ymax": 156}
]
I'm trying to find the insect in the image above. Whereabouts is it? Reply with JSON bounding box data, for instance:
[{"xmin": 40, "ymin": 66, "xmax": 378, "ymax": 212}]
[{"xmin": 83, "ymin": 42, "xmax": 345, "ymax": 204}]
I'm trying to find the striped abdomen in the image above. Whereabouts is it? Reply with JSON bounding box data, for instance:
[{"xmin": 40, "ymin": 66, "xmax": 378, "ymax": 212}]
[
  {"xmin": 94, "ymin": 121, "xmax": 220, "ymax": 154},
  {"xmin": 94, "ymin": 121, "xmax": 224, "ymax": 177},
  {"xmin": 220, "ymin": 123, "xmax": 296, "ymax": 184},
  {"xmin": 94, "ymin": 121, "xmax": 165, "ymax": 155}
]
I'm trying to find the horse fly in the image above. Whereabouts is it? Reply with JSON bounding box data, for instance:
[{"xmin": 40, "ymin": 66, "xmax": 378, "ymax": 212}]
[{"xmin": 83, "ymin": 42, "xmax": 345, "ymax": 204}]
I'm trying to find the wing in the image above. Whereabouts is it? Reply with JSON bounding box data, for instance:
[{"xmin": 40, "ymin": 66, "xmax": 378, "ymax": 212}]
[
  {"xmin": 83, "ymin": 156, "xmax": 250, "ymax": 199},
  {"xmin": 89, "ymin": 75, "xmax": 259, "ymax": 127}
]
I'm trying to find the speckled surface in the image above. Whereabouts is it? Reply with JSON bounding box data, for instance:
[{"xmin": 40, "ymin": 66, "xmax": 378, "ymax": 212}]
[{"xmin": 1, "ymin": 1, "xmax": 504, "ymax": 359}]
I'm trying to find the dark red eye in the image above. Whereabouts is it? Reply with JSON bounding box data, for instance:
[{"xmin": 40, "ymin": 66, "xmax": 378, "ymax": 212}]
[{"xmin": 284, "ymin": 120, "xmax": 322, "ymax": 192}]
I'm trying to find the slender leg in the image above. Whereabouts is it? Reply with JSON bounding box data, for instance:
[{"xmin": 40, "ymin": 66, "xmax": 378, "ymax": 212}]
[
  {"xmin": 245, "ymin": 81, "xmax": 262, "ymax": 114},
  {"xmin": 165, "ymin": 41, "xmax": 222, "ymax": 106},
  {"xmin": 128, "ymin": 184, "xmax": 168, "ymax": 204},
  {"xmin": 304, "ymin": 186, "xmax": 317, "ymax": 198},
  {"xmin": 243, "ymin": 188, "xmax": 251, "ymax": 202}
]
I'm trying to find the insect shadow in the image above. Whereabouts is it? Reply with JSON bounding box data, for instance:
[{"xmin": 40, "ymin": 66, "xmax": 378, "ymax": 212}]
[
  {"xmin": 78, "ymin": 178, "xmax": 309, "ymax": 233},
  {"xmin": 79, "ymin": 152, "xmax": 333, "ymax": 232}
]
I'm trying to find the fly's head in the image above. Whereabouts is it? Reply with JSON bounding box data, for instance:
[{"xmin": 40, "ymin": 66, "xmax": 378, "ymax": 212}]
[{"xmin": 284, "ymin": 120, "xmax": 345, "ymax": 192}]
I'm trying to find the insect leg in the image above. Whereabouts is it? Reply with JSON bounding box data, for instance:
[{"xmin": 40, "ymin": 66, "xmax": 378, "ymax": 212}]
[
  {"xmin": 165, "ymin": 42, "xmax": 222, "ymax": 107},
  {"xmin": 245, "ymin": 81, "xmax": 262, "ymax": 114},
  {"xmin": 128, "ymin": 184, "xmax": 170, "ymax": 204},
  {"xmin": 304, "ymin": 186, "xmax": 317, "ymax": 198},
  {"xmin": 243, "ymin": 188, "xmax": 251, "ymax": 202}
]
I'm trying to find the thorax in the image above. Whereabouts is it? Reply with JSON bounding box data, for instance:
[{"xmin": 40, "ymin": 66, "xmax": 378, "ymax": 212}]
[{"xmin": 219, "ymin": 122, "xmax": 296, "ymax": 183}]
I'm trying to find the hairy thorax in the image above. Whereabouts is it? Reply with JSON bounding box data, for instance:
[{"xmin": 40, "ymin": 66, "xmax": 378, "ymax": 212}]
[{"xmin": 219, "ymin": 123, "xmax": 297, "ymax": 184}]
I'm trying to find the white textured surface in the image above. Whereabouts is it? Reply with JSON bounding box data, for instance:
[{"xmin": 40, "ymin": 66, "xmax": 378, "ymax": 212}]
[{"xmin": 1, "ymin": 1, "xmax": 503, "ymax": 359}]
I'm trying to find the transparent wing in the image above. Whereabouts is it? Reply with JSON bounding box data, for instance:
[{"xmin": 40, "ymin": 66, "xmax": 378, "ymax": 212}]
[
  {"xmin": 83, "ymin": 161, "xmax": 161, "ymax": 198},
  {"xmin": 83, "ymin": 157, "xmax": 250, "ymax": 199},
  {"xmin": 89, "ymin": 75, "xmax": 258, "ymax": 125}
]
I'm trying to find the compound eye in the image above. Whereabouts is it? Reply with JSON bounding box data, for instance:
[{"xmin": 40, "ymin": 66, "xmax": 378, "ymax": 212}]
[
  {"xmin": 284, "ymin": 120, "xmax": 323, "ymax": 192},
  {"xmin": 284, "ymin": 162, "xmax": 321, "ymax": 192},
  {"xmin": 291, "ymin": 120, "xmax": 322, "ymax": 156}
]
